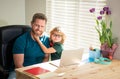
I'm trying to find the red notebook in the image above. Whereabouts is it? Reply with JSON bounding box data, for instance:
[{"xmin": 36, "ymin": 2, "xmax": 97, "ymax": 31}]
[{"xmin": 24, "ymin": 67, "xmax": 50, "ymax": 75}]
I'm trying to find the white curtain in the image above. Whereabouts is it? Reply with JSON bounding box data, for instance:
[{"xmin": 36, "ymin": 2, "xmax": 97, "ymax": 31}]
[{"xmin": 46, "ymin": 0, "xmax": 106, "ymax": 51}]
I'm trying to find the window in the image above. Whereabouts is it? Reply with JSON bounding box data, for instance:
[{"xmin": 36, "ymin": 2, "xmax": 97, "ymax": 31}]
[{"xmin": 46, "ymin": 0, "xmax": 106, "ymax": 51}]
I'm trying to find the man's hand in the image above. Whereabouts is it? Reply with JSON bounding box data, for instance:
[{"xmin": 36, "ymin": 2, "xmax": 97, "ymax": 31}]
[{"xmin": 43, "ymin": 54, "xmax": 50, "ymax": 62}]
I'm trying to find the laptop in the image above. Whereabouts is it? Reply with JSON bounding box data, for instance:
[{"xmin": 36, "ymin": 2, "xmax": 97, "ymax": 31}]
[{"xmin": 59, "ymin": 48, "xmax": 84, "ymax": 67}]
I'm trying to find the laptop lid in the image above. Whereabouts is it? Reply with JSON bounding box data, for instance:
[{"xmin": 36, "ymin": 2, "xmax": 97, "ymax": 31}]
[{"xmin": 60, "ymin": 48, "xmax": 84, "ymax": 67}]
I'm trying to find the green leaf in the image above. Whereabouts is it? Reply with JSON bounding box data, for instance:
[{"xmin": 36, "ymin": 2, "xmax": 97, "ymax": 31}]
[
  {"xmin": 110, "ymin": 20, "xmax": 112, "ymax": 29},
  {"xmin": 96, "ymin": 19, "xmax": 99, "ymax": 26},
  {"xmin": 95, "ymin": 27, "xmax": 101, "ymax": 35}
]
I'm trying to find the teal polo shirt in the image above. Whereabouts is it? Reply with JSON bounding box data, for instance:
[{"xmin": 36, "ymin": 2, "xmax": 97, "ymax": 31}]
[
  {"xmin": 12, "ymin": 31, "xmax": 50, "ymax": 67},
  {"xmin": 51, "ymin": 42, "xmax": 63, "ymax": 60}
]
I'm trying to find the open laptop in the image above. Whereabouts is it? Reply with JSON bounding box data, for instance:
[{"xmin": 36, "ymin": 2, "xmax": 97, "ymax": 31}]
[{"xmin": 59, "ymin": 48, "xmax": 84, "ymax": 67}]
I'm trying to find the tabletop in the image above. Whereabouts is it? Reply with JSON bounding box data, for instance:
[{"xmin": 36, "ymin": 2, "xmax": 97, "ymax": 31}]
[{"xmin": 15, "ymin": 59, "xmax": 120, "ymax": 79}]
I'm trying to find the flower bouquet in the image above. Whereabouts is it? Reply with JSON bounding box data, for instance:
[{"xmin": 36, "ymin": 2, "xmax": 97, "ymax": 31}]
[{"xmin": 89, "ymin": 6, "xmax": 118, "ymax": 60}]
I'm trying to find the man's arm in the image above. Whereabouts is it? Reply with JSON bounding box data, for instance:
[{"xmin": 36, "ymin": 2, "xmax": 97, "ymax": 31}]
[{"xmin": 13, "ymin": 54, "xmax": 24, "ymax": 68}]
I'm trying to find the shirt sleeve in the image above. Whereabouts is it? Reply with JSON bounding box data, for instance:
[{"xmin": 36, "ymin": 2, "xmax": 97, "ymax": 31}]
[
  {"xmin": 53, "ymin": 42, "xmax": 63, "ymax": 53},
  {"xmin": 12, "ymin": 34, "xmax": 26, "ymax": 54}
]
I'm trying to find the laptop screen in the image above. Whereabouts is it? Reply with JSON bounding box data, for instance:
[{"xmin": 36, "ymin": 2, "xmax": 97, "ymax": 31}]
[{"xmin": 60, "ymin": 48, "xmax": 84, "ymax": 67}]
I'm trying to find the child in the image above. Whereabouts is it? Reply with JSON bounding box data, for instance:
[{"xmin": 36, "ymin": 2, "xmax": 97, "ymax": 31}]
[{"xmin": 33, "ymin": 26, "xmax": 66, "ymax": 61}]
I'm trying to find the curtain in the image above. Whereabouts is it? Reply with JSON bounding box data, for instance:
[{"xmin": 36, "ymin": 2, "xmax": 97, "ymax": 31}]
[{"xmin": 46, "ymin": 0, "xmax": 106, "ymax": 51}]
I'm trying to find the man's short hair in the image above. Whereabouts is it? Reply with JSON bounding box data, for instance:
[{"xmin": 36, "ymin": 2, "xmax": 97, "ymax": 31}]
[{"xmin": 31, "ymin": 13, "xmax": 47, "ymax": 24}]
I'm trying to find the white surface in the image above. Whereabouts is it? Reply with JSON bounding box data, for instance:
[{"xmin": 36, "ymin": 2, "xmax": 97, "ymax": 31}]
[
  {"xmin": 49, "ymin": 50, "xmax": 89, "ymax": 67},
  {"xmin": 0, "ymin": 0, "xmax": 25, "ymax": 26},
  {"xmin": 59, "ymin": 48, "xmax": 84, "ymax": 67},
  {"xmin": 31, "ymin": 61, "xmax": 58, "ymax": 72}
]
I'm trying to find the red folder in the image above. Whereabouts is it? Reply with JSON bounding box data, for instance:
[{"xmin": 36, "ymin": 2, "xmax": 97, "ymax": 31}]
[{"xmin": 24, "ymin": 67, "xmax": 50, "ymax": 75}]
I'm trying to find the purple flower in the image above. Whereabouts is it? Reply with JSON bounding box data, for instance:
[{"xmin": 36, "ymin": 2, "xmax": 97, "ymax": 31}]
[
  {"xmin": 103, "ymin": 6, "xmax": 109, "ymax": 11},
  {"xmin": 106, "ymin": 10, "xmax": 111, "ymax": 15},
  {"xmin": 97, "ymin": 16, "xmax": 102, "ymax": 20},
  {"xmin": 89, "ymin": 8, "xmax": 95, "ymax": 13},
  {"xmin": 100, "ymin": 10, "xmax": 104, "ymax": 15}
]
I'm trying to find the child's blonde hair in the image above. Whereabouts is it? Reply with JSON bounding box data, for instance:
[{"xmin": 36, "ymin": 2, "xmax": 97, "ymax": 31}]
[{"xmin": 50, "ymin": 27, "xmax": 66, "ymax": 44}]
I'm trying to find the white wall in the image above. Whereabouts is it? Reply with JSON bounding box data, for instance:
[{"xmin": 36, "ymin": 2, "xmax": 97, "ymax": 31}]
[
  {"xmin": 107, "ymin": 0, "xmax": 120, "ymax": 43},
  {"xmin": 107, "ymin": 0, "xmax": 120, "ymax": 59},
  {"xmin": 25, "ymin": 0, "xmax": 46, "ymax": 25},
  {"xmin": 0, "ymin": 0, "xmax": 25, "ymax": 26},
  {"xmin": 0, "ymin": 0, "xmax": 46, "ymax": 26}
]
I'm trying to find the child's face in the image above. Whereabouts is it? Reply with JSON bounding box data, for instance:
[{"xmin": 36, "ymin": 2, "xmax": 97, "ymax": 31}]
[{"xmin": 51, "ymin": 32, "xmax": 62, "ymax": 43}]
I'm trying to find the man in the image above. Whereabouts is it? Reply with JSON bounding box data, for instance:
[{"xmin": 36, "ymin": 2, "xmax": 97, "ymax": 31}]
[{"xmin": 8, "ymin": 13, "xmax": 50, "ymax": 79}]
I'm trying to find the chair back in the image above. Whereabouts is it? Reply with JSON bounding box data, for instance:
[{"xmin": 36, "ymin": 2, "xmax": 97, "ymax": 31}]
[{"xmin": 0, "ymin": 25, "xmax": 31, "ymax": 79}]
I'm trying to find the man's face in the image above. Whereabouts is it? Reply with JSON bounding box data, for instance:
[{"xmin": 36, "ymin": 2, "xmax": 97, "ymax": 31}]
[{"xmin": 31, "ymin": 19, "xmax": 46, "ymax": 36}]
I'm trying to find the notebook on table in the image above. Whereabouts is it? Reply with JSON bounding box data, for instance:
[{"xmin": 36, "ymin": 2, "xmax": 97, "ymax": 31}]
[
  {"xmin": 59, "ymin": 48, "xmax": 84, "ymax": 67},
  {"xmin": 24, "ymin": 67, "xmax": 50, "ymax": 75}
]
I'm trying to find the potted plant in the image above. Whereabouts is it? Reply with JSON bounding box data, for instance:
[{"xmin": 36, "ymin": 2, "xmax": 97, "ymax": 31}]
[{"xmin": 89, "ymin": 6, "xmax": 118, "ymax": 60}]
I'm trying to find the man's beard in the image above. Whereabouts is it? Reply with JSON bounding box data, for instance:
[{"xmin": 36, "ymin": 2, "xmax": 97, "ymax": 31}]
[{"xmin": 31, "ymin": 29, "xmax": 43, "ymax": 36}]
